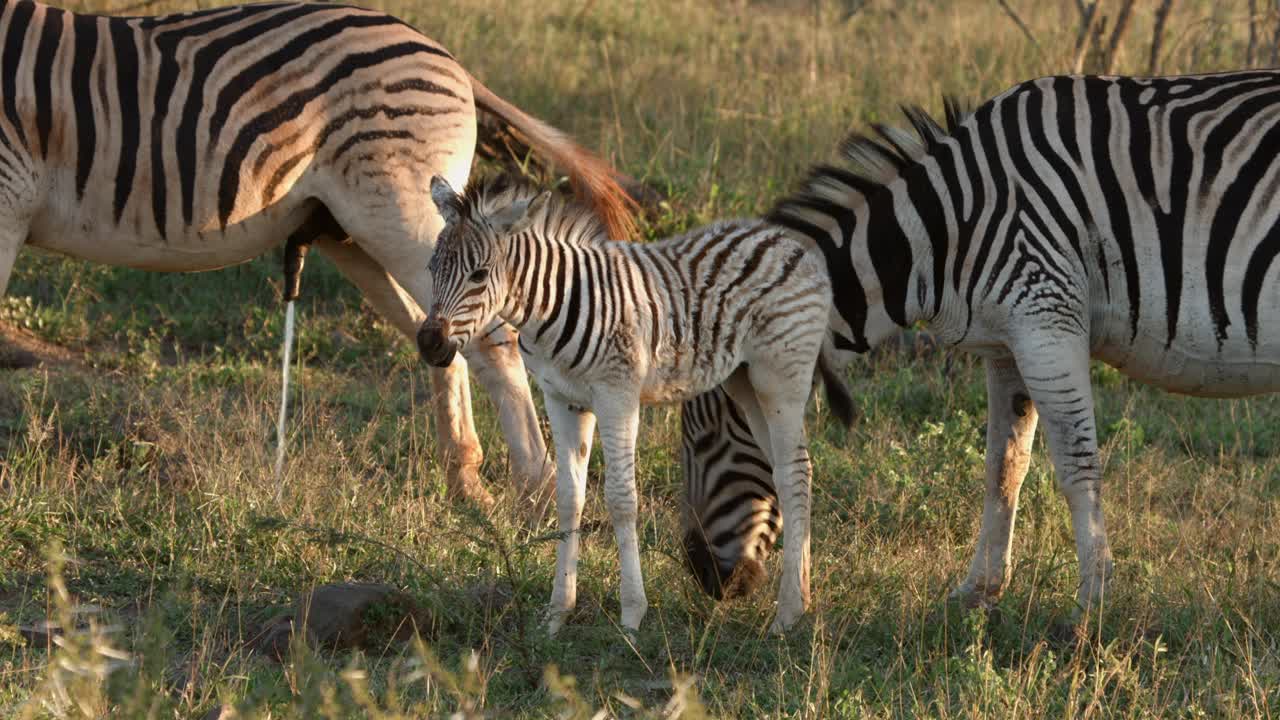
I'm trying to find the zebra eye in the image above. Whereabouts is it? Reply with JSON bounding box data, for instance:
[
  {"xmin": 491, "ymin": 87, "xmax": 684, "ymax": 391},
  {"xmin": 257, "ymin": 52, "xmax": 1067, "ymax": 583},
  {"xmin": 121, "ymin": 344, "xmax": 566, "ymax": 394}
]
[{"xmin": 468, "ymin": 267, "xmax": 490, "ymax": 283}]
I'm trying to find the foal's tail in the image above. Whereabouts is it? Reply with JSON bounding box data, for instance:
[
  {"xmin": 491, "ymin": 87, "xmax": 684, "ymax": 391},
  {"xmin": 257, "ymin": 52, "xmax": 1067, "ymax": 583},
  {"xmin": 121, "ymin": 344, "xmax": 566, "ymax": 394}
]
[
  {"xmin": 466, "ymin": 71, "xmax": 638, "ymax": 241},
  {"xmin": 817, "ymin": 346, "xmax": 855, "ymax": 428}
]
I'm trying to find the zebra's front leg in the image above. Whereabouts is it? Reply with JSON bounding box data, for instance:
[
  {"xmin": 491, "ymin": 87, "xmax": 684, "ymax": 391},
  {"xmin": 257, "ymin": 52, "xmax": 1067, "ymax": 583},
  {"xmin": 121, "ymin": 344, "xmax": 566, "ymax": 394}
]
[
  {"xmin": 952, "ymin": 356, "xmax": 1039, "ymax": 608},
  {"xmin": 544, "ymin": 394, "xmax": 596, "ymax": 635},
  {"xmin": 1015, "ymin": 339, "xmax": 1113, "ymax": 614},
  {"xmin": 595, "ymin": 394, "xmax": 648, "ymax": 633}
]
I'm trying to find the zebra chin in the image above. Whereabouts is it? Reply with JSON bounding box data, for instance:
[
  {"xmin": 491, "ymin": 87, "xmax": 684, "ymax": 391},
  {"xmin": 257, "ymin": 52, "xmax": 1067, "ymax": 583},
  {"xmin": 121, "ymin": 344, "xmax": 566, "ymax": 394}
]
[
  {"xmin": 416, "ymin": 323, "xmax": 459, "ymax": 367},
  {"xmin": 683, "ymin": 531, "xmax": 768, "ymax": 600}
]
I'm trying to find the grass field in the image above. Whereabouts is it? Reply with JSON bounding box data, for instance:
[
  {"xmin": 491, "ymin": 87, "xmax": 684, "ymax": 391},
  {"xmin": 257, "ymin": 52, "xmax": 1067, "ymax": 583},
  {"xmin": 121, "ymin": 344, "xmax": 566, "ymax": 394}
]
[{"xmin": 3, "ymin": 0, "xmax": 1280, "ymax": 717}]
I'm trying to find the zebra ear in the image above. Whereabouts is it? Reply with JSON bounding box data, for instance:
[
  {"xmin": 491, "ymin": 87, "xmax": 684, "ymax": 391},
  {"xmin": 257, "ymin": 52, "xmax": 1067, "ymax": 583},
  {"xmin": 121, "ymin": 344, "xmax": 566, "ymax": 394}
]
[{"xmin": 430, "ymin": 176, "xmax": 462, "ymax": 226}]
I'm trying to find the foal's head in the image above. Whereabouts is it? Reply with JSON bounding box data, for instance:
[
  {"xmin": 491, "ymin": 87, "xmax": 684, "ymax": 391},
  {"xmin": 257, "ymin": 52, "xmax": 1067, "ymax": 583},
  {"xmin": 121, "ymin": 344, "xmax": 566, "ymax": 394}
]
[{"xmin": 417, "ymin": 175, "xmax": 549, "ymax": 367}]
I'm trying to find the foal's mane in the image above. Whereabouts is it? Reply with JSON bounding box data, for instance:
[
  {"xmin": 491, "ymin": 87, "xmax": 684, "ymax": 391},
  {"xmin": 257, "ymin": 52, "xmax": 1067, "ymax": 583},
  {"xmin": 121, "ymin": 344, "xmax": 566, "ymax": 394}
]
[{"xmin": 461, "ymin": 174, "xmax": 610, "ymax": 246}]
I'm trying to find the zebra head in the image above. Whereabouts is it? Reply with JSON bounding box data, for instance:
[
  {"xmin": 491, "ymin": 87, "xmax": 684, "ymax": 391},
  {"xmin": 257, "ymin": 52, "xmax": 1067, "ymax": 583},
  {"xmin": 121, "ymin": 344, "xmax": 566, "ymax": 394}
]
[{"xmin": 418, "ymin": 175, "xmax": 548, "ymax": 367}]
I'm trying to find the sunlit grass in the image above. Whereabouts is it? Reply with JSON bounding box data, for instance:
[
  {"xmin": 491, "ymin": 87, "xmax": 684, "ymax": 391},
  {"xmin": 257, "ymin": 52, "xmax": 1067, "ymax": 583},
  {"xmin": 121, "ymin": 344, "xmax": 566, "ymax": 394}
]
[{"xmin": 2, "ymin": 0, "xmax": 1279, "ymax": 717}]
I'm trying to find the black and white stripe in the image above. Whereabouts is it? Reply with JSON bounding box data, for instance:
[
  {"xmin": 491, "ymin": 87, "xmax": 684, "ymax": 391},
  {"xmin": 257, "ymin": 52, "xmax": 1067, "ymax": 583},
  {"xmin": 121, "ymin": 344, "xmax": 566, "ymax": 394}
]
[
  {"xmin": 420, "ymin": 174, "xmax": 852, "ymax": 635},
  {"xmin": 680, "ymin": 385, "xmax": 778, "ymax": 599},
  {"xmin": 684, "ymin": 70, "xmax": 1280, "ymax": 612},
  {"xmin": 0, "ymin": 0, "xmax": 635, "ymax": 512}
]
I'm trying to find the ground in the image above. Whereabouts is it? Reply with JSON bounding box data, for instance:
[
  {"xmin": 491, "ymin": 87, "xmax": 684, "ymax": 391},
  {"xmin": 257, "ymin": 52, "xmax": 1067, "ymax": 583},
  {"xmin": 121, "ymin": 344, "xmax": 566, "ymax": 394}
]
[{"xmin": 2, "ymin": 1, "xmax": 1279, "ymax": 718}]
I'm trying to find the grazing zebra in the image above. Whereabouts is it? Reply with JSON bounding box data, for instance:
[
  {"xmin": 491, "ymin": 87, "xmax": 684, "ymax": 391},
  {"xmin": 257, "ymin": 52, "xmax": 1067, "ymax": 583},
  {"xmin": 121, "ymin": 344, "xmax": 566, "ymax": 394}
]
[
  {"xmin": 682, "ymin": 69, "xmax": 1280, "ymax": 615},
  {"xmin": 417, "ymin": 174, "xmax": 853, "ymax": 634},
  {"xmin": 0, "ymin": 0, "xmax": 634, "ymax": 508},
  {"xmin": 681, "ymin": 386, "xmax": 779, "ymax": 599}
]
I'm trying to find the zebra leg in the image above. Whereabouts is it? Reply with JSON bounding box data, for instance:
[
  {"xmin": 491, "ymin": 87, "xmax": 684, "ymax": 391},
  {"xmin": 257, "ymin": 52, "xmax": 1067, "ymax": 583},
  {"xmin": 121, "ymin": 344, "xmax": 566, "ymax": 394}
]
[
  {"xmin": 313, "ymin": 238, "xmax": 493, "ymax": 506},
  {"xmin": 0, "ymin": 217, "xmax": 26, "ymax": 295},
  {"xmin": 463, "ymin": 320, "xmax": 557, "ymax": 514},
  {"xmin": 721, "ymin": 366, "xmax": 774, "ymax": 465},
  {"xmin": 595, "ymin": 394, "xmax": 648, "ymax": 633},
  {"xmin": 1015, "ymin": 340, "xmax": 1113, "ymax": 614},
  {"xmin": 951, "ymin": 356, "xmax": 1039, "ymax": 608},
  {"xmin": 740, "ymin": 366, "xmax": 812, "ymax": 634},
  {"xmin": 544, "ymin": 393, "xmax": 595, "ymax": 635}
]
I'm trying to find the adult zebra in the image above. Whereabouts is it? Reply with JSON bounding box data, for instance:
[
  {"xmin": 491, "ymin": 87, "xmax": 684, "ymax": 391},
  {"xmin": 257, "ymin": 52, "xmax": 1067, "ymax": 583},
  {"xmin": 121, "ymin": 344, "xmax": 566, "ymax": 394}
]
[
  {"xmin": 683, "ymin": 70, "xmax": 1280, "ymax": 615},
  {"xmin": 0, "ymin": 1, "xmax": 633, "ymax": 508}
]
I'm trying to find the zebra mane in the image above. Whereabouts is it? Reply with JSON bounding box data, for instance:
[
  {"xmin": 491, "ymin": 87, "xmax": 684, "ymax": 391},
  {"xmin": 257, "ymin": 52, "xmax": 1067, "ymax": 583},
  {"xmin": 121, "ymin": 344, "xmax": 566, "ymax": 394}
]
[
  {"xmin": 768, "ymin": 98, "xmax": 971, "ymax": 217},
  {"xmin": 460, "ymin": 174, "xmax": 610, "ymax": 246}
]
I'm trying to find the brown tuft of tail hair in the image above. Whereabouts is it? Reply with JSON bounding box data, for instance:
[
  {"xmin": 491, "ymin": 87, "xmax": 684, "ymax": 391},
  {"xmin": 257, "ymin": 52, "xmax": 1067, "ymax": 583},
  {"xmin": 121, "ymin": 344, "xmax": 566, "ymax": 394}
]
[
  {"xmin": 818, "ymin": 351, "xmax": 855, "ymax": 428},
  {"xmin": 466, "ymin": 71, "xmax": 639, "ymax": 241}
]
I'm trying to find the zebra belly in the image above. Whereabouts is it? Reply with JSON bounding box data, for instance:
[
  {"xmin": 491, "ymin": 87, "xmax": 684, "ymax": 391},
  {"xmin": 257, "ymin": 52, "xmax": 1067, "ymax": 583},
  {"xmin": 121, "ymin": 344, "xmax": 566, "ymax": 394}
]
[
  {"xmin": 1092, "ymin": 334, "xmax": 1280, "ymax": 398},
  {"xmin": 27, "ymin": 191, "xmax": 315, "ymax": 272},
  {"xmin": 520, "ymin": 351, "xmax": 594, "ymax": 408}
]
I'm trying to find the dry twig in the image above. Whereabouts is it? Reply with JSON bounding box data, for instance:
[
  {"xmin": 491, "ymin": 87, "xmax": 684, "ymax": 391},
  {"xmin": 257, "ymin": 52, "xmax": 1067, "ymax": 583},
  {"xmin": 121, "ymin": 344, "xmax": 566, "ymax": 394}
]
[
  {"xmin": 1150, "ymin": 0, "xmax": 1176, "ymax": 74},
  {"xmin": 996, "ymin": 0, "xmax": 1041, "ymax": 50}
]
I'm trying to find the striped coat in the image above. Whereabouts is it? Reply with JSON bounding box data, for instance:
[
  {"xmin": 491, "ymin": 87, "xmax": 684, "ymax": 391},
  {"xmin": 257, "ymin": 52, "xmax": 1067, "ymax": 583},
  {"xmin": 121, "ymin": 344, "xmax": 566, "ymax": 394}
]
[{"xmin": 0, "ymin": 0, "xmax": 633, "ymax": 508}]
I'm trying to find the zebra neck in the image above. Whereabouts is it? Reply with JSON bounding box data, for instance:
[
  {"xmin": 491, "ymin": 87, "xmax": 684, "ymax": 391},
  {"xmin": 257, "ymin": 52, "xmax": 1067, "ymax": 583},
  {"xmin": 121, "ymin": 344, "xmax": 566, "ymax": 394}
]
[
  {"xmin": 499, "ymin": 230, "xmax": 609, "ymax": 346},
  {"xmin": 819, "ymin": 186, "xmax": 937, "ymax": 354}
]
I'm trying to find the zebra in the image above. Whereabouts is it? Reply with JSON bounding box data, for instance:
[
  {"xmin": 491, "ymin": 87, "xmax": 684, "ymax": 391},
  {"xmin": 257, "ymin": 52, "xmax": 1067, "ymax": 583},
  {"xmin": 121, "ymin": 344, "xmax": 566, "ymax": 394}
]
[
  {"xmin": 681, "ymin": 385, "xmax": 779, "ymax": 600},
  {"xmin": 417, "ymin": 174, "xmax": 853, "ymax": 634},
  {"xmin": 682, "ymin": 69, "xmax": 1280, "ymax": 616},
  {"xmin": 0, "ymin": 0, "xmax": 634, "ymax": 510}
]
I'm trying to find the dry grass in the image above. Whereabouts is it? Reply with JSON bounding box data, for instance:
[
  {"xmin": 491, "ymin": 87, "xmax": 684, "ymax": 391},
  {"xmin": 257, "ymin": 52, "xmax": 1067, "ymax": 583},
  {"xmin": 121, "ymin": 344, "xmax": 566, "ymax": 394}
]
[{"xmin": 2, "ymin": 0, "xmax": 1279, "ymax": 717}]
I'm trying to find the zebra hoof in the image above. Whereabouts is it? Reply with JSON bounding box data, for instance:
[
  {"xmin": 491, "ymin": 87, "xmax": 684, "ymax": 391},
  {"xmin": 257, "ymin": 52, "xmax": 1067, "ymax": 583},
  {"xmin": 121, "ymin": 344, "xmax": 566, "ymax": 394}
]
[
  {"xmin": 545, "ymin": 609, "xmax": 569, "ymax": 636},
  {"xmin": 769, "ymin": 607, "xmax": 805, "ymax": 635},
  {"xmin": 948, "ymin": 580, "xmax": 1003, "ymax": 611},
  {"xmin": 445, "ymin": 465, "xmax": 495, "ymax": 509}
]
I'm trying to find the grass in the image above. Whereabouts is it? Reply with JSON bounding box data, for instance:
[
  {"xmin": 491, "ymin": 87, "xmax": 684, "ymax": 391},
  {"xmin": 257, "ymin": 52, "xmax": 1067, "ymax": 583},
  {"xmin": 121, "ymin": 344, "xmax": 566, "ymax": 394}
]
[{"xmin": 2, "ymin": 0, "xmax": 1280, "ymax": 717}]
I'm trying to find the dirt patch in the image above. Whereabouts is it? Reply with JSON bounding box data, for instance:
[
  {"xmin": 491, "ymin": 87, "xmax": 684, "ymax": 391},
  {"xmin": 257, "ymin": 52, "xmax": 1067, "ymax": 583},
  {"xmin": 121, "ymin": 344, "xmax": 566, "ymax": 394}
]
[{"xmin": 0, "ymin": 321, "xmax": 82, "ymax": 370}]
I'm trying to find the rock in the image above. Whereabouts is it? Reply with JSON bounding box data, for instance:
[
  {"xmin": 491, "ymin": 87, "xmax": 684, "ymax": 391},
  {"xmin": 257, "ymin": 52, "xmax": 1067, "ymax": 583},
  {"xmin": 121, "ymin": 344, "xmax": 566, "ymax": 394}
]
[{"xmin": 251, "ymin": 583, "xmax": 428, "ymax": 661}]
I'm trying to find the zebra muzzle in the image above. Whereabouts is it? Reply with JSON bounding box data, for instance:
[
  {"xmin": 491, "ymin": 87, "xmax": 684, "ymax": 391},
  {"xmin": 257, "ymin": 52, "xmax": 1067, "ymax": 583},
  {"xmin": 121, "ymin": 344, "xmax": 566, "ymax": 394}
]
[{"xmin": 417, "ymin": 319, "xmax": 458, "ymax": 367}]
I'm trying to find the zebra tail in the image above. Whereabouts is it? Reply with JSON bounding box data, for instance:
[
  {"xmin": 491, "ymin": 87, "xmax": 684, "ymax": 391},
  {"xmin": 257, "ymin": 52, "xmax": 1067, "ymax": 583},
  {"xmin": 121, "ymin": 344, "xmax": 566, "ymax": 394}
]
[
  {"xmin": 818, "ymin": 350, "xmax": 855, "ymax": 428},
  {"xmin": 464, "ymin": 71, "xmax": 639, "ymax": 240}
]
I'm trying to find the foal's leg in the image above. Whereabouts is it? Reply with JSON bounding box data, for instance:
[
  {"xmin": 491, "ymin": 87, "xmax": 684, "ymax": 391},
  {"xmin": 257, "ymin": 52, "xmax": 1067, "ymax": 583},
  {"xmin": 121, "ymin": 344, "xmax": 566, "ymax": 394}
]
[
  {"xmin": 594, "ymin": 392, "xmax": 647, "ymax": 633},
  {"xmin": 952, "ymin": 355, "xmax": 1040, "ymax": 608},
  {"xmin": 721, "ymin": 366, "xmax": 773, "ymax": 465},
  {"xmin": 745, "ymin": 363, "xmax": 813, "ymax": 634},
  {"xmin": 544, "ymin": 394, "xmax": 596, "ymax": 635},
  {"xmin": 314, "ymin": 238, "xmax": 492, "ymax": 506}
]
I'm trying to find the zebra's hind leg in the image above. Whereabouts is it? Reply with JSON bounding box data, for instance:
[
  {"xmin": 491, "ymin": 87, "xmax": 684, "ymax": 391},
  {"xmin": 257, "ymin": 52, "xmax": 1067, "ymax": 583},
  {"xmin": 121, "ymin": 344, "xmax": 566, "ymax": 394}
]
[
  {"xmin": 739, "ymin": 364, "xmax": 813, "ymax": 635},
  {"xmin": 952, "ymin": 356, "xmax": 1039, "ymax": 609},
  {"xmin": 0, "ymin": 215, "xmax": 27, "ymax": 295},
  {"xmin": 544, "ymin": 393, "xmax": 595, "ymax": 635},
  {"xmin": 464, "ymin": 320, "xmax": 558, "ymax": 516},
  {"xmin": 594, "ymin": 392, "xmax": 647, "ymax": 634},
  {"xmin": 1014, "ymin": 338, "xmax": 1113, "ymax": 616},
  {"xmin": 314, "ymin": 238, "xmax": 492, "ymax": 506}
]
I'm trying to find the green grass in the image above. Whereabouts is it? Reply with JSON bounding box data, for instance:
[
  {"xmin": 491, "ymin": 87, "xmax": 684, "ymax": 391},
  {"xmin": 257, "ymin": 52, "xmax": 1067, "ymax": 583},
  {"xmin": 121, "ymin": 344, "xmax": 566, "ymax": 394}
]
[{"xmin": 2, "ymin": 0, "xmax": 1280, "ymax": 717}]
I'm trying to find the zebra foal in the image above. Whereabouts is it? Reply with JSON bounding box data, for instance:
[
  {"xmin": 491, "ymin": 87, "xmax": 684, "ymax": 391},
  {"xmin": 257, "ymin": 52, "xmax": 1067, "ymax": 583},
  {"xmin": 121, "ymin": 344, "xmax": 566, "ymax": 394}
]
[{"xmin": 417, "ymin": 174, "xmax": 853, "ymax": 634}]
